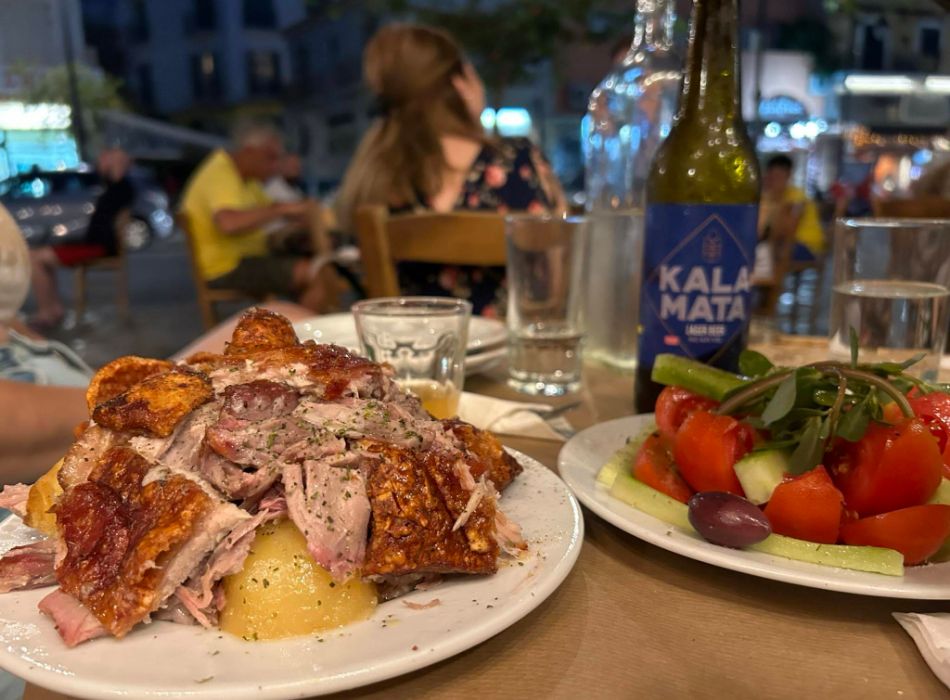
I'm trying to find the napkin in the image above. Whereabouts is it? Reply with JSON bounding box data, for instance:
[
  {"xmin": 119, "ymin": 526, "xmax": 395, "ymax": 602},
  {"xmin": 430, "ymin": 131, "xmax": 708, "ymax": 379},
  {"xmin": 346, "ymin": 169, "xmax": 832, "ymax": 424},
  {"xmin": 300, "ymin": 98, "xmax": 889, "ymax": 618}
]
[
  {"xmin": 457, "ymin": 392, "xmax": 572, "ymax": 442},
  {"xmin": 893, "ymin": 613, "xmax": 950, "ymax": 688}
]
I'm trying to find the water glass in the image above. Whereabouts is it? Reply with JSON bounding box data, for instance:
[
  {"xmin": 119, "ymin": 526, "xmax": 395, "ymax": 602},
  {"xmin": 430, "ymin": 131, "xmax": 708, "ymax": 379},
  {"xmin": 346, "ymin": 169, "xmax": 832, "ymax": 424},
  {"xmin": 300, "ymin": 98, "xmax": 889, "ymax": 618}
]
[
  {"xmin": 582, "ymin": 211, "xmax": 643, "ymax": 372},
  {"xmin": 829, "ymin": 218, "xmax": 950, "ymax": 379},
  {"xmin": 505, "ymin": 215, "xmax": 588, "ymax": 396},
  {"xmin": 352, "ymin": 297, "xmax": 471, "ymax": 418}
]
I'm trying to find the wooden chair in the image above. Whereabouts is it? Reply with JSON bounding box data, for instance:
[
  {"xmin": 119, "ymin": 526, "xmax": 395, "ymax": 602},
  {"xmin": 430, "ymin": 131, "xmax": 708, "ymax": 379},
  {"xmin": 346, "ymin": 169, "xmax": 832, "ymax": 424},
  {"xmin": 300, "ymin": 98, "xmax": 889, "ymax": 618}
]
[
  {"xmin": 353, "ymin": 206, "xmax": 508, "ymax": 299},
  {"xmin": 73, "ymin": 210, "xmax": 130, "ymax": 322},
  {"xmin": 175, "ymin": 213, "xmax": 259, "ymax": 330}
]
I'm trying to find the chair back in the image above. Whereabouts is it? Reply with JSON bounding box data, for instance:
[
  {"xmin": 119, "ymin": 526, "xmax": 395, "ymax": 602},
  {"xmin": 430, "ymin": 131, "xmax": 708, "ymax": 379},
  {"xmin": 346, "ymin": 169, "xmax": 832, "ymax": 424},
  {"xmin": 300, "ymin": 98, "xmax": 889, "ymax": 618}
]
[
  {"xmin": 354, "ymin": 206, "xmax": 508, "ymax": 298},
  {"xmin": 176, "ymin": 211, "xmax": 250, "ymax": 329}
]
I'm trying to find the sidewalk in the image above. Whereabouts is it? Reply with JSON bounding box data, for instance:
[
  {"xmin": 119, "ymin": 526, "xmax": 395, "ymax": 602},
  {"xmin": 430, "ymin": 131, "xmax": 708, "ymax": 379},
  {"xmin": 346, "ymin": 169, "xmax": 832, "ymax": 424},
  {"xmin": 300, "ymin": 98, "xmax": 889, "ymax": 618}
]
[{"xmin": 24, "ymin": 237, "xmax": 249, "ymax": 367}]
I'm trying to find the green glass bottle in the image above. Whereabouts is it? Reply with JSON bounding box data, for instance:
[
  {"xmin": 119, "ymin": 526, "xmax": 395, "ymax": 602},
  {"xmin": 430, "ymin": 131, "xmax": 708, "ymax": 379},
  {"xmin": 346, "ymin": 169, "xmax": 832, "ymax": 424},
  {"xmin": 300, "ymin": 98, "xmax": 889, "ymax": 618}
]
[{"xmin": 634, "ymin": 0, "xmax": 761, "ymax": 414}]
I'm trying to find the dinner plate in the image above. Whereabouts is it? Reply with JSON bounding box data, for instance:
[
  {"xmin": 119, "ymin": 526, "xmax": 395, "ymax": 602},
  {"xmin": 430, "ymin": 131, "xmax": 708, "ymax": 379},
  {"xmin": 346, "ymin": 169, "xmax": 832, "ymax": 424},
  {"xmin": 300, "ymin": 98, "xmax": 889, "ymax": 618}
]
[
  {"xmin": 559, "ymin": 414, "xmax": 950, "ymax": 600},
  {"xmin": 293, "ymin": 314, "xmax": 508, "ymax": 374},
  {"xmin": 0, "ymin": 452, "xmax": 583, "ymax": 699}
]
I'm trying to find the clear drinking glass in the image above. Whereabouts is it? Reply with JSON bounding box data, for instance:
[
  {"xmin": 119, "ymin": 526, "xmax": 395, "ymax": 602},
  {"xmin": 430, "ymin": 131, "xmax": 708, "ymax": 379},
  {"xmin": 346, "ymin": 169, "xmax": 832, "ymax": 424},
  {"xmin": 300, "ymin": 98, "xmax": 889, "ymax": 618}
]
[
  {"xmin": 583, "ymin": 211, "xmax": 644, "ymax": 371},
  {"xmin": 505, "ymin": 215, "xmax": 588, "ymax": 396},
  {"xmin": 829, "ymin": 218, "xmax": 950, "ymax": 379},
  {"xmin": 352, "ymin": 297, "xmax": 471, "ymax": 418}
]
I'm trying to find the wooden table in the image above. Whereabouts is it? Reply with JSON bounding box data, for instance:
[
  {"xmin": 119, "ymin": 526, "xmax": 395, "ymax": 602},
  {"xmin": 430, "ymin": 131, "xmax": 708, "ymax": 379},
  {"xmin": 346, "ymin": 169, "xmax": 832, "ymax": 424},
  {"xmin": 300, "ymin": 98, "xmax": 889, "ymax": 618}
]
[{"xmin": 24, "ymin": 335, "xmax": 948, "ymax": 699}]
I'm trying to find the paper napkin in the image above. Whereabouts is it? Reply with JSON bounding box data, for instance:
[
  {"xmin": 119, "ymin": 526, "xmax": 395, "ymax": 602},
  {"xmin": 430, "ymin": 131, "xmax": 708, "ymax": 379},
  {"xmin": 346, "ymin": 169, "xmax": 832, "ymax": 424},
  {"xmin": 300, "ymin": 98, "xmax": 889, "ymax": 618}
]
[
  {"xmin": 457, "ymin": 392, "xmax": 573, "ymax": 442},
  {"xmin": 893, "ymin": 612, "xmax": 950, "ymax": 688}
]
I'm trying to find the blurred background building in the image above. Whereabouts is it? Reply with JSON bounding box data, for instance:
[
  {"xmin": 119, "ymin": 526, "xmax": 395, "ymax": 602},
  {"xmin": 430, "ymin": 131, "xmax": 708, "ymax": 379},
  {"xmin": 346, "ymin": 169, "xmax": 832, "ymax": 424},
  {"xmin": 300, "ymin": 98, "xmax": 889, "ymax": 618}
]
[
  {"xmin": 0, "ymin": 0, "xmax": 87, "ymax": 176},
  {"xmin": 0, "ymin": 0, "xmax": 938, "ymax": 203}
]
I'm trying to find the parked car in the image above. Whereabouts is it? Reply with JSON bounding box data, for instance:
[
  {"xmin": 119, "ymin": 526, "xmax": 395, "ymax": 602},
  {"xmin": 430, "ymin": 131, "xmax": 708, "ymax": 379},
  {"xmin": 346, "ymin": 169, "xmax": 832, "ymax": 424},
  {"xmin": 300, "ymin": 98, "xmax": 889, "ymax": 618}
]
[{"xmin": 0, "ymin": 168, "xmax": 175, "ymax": 251}]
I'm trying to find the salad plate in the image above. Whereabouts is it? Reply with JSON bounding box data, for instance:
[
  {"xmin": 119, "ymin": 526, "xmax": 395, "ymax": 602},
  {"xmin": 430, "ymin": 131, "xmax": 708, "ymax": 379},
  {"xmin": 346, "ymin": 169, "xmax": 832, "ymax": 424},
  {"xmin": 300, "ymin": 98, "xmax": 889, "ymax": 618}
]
[
  {"xmin": 559, "ymin": 414, "xmax": 950, "ymax": 600},
  {"xmin": 0, "ymin": 451, "xmax": 583, "ymax": 700},
  {"xmin": 294, "ymin": 313, "xmax": 508, "ymax": 374}
]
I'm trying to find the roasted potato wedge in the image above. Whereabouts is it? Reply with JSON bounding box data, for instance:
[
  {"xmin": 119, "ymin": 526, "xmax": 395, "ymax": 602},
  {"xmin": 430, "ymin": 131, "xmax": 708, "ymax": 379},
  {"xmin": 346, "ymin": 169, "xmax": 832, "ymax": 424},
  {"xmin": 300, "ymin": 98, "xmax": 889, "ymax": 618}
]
[{"xmin": 25, "ymin": 458, "xmax": 64, "ymax": 537}]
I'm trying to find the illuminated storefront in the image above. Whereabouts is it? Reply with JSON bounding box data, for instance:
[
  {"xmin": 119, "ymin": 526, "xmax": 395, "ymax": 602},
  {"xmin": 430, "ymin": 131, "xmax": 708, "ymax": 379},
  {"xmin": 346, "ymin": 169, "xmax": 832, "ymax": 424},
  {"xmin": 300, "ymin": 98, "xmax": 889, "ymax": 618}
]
[{"xmin": 0, "ymin": 102, "xmax": 79, "ymax": 179}]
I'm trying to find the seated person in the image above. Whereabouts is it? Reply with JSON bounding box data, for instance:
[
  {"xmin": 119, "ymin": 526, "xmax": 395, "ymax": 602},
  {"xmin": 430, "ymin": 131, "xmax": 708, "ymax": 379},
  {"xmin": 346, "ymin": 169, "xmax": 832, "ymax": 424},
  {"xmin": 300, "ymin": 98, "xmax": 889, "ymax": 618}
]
[
  {"xmin": 758, "ymin": 154, "xmax": 824, "ymax": 264},
  {"xmin": 28, "ymin": 148, "xmax": 135, "ymax": 328},
  {"xmin": 180, "ymin": 120, "xmax": 336, "ymax": 312},
  {"xmin": 335, "ymin": 23, "xmax": 566, "ymax": 317}
]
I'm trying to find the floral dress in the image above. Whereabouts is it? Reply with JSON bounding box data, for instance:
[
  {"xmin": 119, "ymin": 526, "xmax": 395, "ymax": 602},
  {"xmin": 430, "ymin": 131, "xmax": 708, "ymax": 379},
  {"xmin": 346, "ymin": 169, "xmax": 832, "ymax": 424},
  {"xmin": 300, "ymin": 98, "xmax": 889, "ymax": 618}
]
[{"xmin": 396, "ymin": 138, "xmax": 557, "ymax": 317}]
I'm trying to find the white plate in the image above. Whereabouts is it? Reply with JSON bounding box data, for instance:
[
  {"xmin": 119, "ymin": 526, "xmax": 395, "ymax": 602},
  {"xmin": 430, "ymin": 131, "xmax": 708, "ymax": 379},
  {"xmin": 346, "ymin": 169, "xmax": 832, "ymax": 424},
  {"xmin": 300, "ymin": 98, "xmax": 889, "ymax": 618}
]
[
  {"xmin": 0, "ymin": 452, "xmax": 583, "ymax": 699},
  {"xmin": 559, "ymin": 414, "xmax": 950, "ymax": 600},
  {"xmin": 294, "ymin": 313, "xmax": 508, "ymax": 354}
]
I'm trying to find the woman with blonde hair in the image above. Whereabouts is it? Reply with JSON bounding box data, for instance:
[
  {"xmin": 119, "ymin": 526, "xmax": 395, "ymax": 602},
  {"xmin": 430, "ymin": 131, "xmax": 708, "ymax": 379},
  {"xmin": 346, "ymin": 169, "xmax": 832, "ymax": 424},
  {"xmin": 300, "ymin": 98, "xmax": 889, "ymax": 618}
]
[{"xmin": 337, "ymin": 23, "xmax": 566, "ymax": 316}]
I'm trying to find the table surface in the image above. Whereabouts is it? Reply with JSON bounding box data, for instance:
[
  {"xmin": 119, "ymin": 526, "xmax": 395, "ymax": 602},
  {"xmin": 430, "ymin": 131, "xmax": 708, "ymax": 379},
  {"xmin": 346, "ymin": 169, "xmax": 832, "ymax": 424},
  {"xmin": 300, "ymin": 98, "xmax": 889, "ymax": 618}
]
[{"xmin": 23, "ymin": 335, "xmax": 948, "ymax": 700}]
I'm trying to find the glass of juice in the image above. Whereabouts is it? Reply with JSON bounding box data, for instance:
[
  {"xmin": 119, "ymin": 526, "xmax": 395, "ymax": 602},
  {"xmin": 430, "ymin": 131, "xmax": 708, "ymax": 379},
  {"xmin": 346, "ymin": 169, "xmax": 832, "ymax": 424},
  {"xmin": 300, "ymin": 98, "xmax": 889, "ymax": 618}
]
[
  {"xmin": 829, "ymin": 218, "xmax": 950, "ymax": 379},
  {"xmin": 352, "ymin": 297, "xmax": 471, "ymax": 418}
]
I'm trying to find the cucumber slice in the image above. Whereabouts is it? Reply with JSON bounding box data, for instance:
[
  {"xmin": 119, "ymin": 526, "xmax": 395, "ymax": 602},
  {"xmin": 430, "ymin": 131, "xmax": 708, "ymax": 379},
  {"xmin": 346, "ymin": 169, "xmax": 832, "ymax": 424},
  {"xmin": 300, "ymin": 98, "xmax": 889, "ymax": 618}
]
[
  {"xmin": 651, "ymin": 354, "xmax": 748, "ymax": 401},
  {"xmin": 928, "ymin": 478, "xmax": 950, "ymax": 506},
  {"xmin": 607, "ymin": 472, "xmax": 905, "ymax": 576},
  {"xmin": 748, "ymin": 535, "xmax": 904, "ymax": 576},
  {"xmin": 595, "ymin": 424, "xmax": 656, "ymax": 490},
  {"xmin": 734, "ymin": 450, "xmax": 789, "ymax": 505},
  {"xmin": 609, "ymin": 473, "xmax": 691, "ymax": 530}
]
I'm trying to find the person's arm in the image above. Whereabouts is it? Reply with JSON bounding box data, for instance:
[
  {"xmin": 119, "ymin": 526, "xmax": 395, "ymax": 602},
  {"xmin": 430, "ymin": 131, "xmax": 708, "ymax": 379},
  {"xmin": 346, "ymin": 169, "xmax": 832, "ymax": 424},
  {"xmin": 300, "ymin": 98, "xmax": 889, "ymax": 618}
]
[
  {"xmin": 212, "ymin": 201, "xmax": 307, "ymax": 236},
  {"xmin": 0, "ymin": 381, "xmax": 87, "ymax": 484},
  {"xmin": 528, "ymin": 145, "xmax": 569, "ymax": 215}
]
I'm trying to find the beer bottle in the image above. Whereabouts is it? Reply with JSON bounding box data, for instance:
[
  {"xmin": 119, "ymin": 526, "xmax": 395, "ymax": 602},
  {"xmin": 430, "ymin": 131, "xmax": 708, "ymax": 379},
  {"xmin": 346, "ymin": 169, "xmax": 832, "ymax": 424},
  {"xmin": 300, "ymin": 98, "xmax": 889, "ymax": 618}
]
[{"xmin": 634, "ymin": 0, "xmax": 760, "ymax": 413}]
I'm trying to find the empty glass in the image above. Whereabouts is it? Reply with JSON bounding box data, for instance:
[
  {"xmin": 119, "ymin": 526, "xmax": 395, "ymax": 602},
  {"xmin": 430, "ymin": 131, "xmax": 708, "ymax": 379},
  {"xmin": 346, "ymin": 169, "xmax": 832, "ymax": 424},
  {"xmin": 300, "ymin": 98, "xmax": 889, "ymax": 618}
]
[
  {"xmin": 505, "ymin": 215, "xmax": 588, "ymax": 396},
  {"xmin": 829, "ymin": 218, "xmax": 950, "ymax": 379},
  {"xmin": 352, "ymin": 297, "xmax": 471, "ymax": 418}
]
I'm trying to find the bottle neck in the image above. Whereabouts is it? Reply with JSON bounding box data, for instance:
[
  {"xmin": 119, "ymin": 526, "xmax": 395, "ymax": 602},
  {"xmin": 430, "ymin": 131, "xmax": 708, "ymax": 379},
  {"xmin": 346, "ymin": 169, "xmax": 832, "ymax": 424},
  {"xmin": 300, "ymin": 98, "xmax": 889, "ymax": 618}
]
[
  {"xmin": 678, "ymin": 0, "xmax": 741, "ymax": 122},
  {"xmin": 632, "ymin": 0, "xmax": 675, "ymax": 52}
]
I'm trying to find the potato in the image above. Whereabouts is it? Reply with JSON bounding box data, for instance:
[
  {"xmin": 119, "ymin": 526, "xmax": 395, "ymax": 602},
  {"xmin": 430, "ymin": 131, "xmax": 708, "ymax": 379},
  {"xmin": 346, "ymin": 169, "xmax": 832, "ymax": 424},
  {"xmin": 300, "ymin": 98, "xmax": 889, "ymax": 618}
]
[
  {"xmin": 220, "ymin": 518, "xmax": 377, "ymax": 641},
  {"xmin": 24, "ymin": 458, "xmax": 64, "ymax": 537}
]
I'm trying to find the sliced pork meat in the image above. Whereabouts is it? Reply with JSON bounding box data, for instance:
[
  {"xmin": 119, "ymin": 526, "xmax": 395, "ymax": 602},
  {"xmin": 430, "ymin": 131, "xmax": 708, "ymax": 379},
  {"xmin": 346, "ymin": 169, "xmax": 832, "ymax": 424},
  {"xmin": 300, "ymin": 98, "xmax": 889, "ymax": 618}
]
[
  {"xmin": 0, "ymin": 539, "xmax": 57, "ymax": 592},
  {"xmin": 199, "ymin": 342, "xmax": 390, "ymax": 401},
  {"xmin": 38, "ymin": 589, "xmax": 108, "ymax": 647},
  {"xmin": 283, "ymin": 453, "xmax": 371, "ymax": 581},
  {"xmin": 221, "ymin": 380, "xmax": 299, "ymax": 420},
  {"xmin": 57, "ymin": 424, "xmax": 121, "ymax": 491},
  {"xmin": 204, "ymin": 415, "xmax": 312, "ymax": 468},
  {"xmin": 54, "ymin": 447, "xmax": 248, "ymax": 640},
  {"xmin": 177, "ymin": 498, "xmax": 286, "ymax": 622},
  {"xmin": 0, "ymin": 483, "xmax": 31, "ymax": 518},
  {"xmin": 0, "ymin": 309, "xmax": 527, "ymax": 647},
  {"xmin": 295, "ymin": 397, "xmax": 441, "ymax": 449},
  {"xmin": 152, "ymin": 598, "xmax": 199, "ymax": 626},
  {"xmin": 128, "ymin": 403, "xmax": 218, "ymax": 472},
  {"xmin": 198, "ymin": 443, "xmax": 280, "ymax": 500},
  {"xmin": 361, "ymin": 442, "xmax": 497, "ymax": 579}
]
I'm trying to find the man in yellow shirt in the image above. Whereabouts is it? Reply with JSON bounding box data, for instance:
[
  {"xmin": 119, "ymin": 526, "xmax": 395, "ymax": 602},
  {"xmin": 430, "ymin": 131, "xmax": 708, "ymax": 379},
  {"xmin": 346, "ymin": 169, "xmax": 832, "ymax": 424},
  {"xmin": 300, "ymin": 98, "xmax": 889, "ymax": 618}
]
[
  {"xmin": 180, "ymin": 120, "xmax": 331, "ymax": 309},
  {"xmin": 759, "ymin": 154, "xmax": 825, "ymax": 262}
]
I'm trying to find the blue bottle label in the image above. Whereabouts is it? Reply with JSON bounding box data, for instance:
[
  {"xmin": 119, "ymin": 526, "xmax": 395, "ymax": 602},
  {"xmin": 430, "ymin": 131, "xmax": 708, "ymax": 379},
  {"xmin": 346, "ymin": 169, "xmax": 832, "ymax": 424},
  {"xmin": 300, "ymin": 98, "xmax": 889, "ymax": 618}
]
[{"xmin": 638, "ymin": 203, "xmax": 759, "ymax": 369}]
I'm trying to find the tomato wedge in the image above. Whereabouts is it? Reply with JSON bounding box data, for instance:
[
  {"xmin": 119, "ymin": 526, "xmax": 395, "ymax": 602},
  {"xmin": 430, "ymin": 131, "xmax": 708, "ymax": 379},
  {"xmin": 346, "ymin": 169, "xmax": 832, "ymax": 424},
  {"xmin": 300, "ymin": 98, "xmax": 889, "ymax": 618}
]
[
  {"xmin": 632, "ymin": 432, "xmax": 694, "ymax": 504},
  {"xmin": 909, "ymin": 392, "xmax": 950, "ymax": 479},
  {"xmin": 839, "ymin": 504, "xmax": 950, "ymax": 565},
  {"xmin": 672, "ymin": 410, "xmax": 753, "ymax": 496},
  {"xmin": 655, "ymin": 386, "xmax": 718, "ymax": 441},
  {"xmin": 763, "ymin": 466, "xmax": 843, "ymax": 544},
  {"xmin": 828, "ymin": 418, "xmax": 943, "ymax": 517}
]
